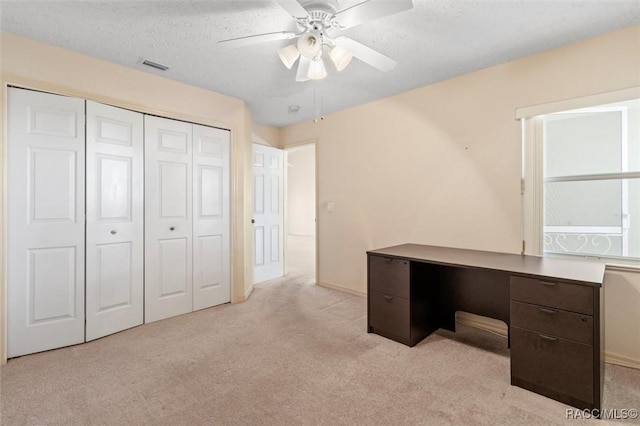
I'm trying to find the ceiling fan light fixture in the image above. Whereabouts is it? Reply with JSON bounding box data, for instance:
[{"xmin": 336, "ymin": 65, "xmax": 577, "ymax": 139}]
[
  {"xmin": 329, "ymin": 45, "xmax": 353, "ymax": 71},
  {"xmin": 278, "ymin": 44, "xmax": 300, "ymax": 69},
  {"xmin": 296, "ymin": 57, "xmax": 311, "ymax": 81},
  {"xmin": 308, "ymin": 57, "xmax": 327, "ymax": 80},
  {"xmin": 297, "ymin": 32, "xmax": 323, "ymax": 58}
]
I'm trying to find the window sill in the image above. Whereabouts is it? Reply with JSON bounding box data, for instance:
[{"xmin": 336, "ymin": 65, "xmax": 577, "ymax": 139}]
[
  {"xmin": 604, "ymin": 263, "xmax": 640, "ymax": 273},
  {"xmin": 543, "ymin": 252, "xmax": 640, "ymax": 273}
]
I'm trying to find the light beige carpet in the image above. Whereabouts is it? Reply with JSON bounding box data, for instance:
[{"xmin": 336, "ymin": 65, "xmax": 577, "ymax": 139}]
[{"xmin": 1, "ymin": 237, "xmax": 638, "ymax": 425}]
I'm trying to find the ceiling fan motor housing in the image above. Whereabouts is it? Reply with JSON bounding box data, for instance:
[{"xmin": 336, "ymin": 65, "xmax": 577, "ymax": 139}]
[
  {"xmin": 299, "ymin": 0, "xmax": 339, "ymax": 15},
  {"xmin": 297, "ymin": 0, "xmax": 340, "ymax": 34}
]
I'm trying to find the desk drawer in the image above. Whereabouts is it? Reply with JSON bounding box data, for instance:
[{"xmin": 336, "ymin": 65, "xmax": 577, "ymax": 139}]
[
  {"xmin": 510, "ymin": 276, "xmax": 593, "ymax": 315},
  {"xmin": 511, "ymin": 301, "xmax": 593, "ymax": 345},
  {"xmin": 369, "ymin": 255, "xmax": 410, "ymax": 299},
  {"xmin": 511, "ymin": 326, "xmax": 593, "ymax": 404},
  {"xmin": 369, "ymin": 291, "xmax": 410, "ymax": 340}
]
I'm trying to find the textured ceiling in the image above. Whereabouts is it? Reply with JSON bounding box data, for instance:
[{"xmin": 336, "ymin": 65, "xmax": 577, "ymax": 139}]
[{"xmin": 1, "ymin": 0, "xmax": 639, "ymax": 127}]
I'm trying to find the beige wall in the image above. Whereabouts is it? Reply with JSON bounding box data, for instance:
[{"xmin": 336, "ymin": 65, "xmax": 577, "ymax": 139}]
[
  {"xmin": 0, "ymin": 32, "xmax": 255, "ymax": 363},
  {"xmin": 603, "ymin": 269, "xmax": 640, "ymax": 367},
  {"xmin": 281, "ymin": 25, "xmax": 640, "ymax": 366},
  {"xmin": 252, "ymin": 124, "xmax": 282, "ymax": 148}
]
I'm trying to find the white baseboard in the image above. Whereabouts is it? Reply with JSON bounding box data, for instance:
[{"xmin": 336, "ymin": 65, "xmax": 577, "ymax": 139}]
[
  {"xmin": 318, "ymin": 281, "xmax": 366, "ymax": 298},
  {"xmin": 605, "ymin": 351, "xmax": 640, "ymax": 369},
  {"xmin": 243, "ymin": 285, "xmax": 254, "ymax": 301}
]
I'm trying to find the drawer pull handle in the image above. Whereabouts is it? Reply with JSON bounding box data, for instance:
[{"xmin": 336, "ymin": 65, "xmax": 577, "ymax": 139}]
[
  {"xmin": 539, "ymin": 334, "xmax": 558, "ymax": 341},
  {"xmin": 540, "ymin": 281, "xmax": 557, "ymax": 287},
  {"xmin": 383, "ymin": 295, "xmax": 393, "ymax": 301},
  {"xmin": 539, "ymin": 307, "xmax": 557, "ymax": 314},
  {"xmin": 384, "ymin": 258, "xmax": 393, "ymax": 263}
]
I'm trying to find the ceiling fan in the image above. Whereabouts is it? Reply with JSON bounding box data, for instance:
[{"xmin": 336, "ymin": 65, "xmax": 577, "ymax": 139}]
[{"xmin": 218, "ymin": 0, "xmax": 414, "ymax": 81}]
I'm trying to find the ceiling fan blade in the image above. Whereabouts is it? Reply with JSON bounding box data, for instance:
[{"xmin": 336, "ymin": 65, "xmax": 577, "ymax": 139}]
[
  {"xmin": 333, "ymin": 36, "xmax": 396, "ymax": 72},
  {"xmin": 296, "ymin": 56, "xmax": 311, "ymax": 82},
  {"xmin": 334, "ymin": 0, "xmax": 413, "ymax": 29},
  {"xmin": 218, "ymin": 31, "xmax": 296, "ymax": 48},
  {"xmin": 276, "ymin": 0, "xmax": 309, "ymax": 18}
]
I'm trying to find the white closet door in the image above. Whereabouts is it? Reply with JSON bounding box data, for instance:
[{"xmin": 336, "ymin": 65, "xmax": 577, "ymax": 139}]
[
  {"xmin": 7, "ymin": 88, "xmax": 85, "ymax": 357},
  {"xmin": 192, "ymin": 125, "xmax": 231, "ymax": 310},
  {"xmin": 253, "ymin": 144, "xmax": 284, "ymax": 284},
  {"xmin": 145, "ymin": 115, "xmax": 193, "ymax": 322},
  {"xmin": 85, "ymin": 101, "xmax": 144, "ymax": 340}
]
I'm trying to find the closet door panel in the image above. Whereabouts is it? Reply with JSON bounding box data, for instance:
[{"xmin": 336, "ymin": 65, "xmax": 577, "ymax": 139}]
[
  {"xmin": 193, "ymin": 125, "xmax": 231, "ymax": 310},
  {"xmin": 145, "ymin": 116, "xmax": 193, "ymax": 322},
  {"xmin": 86, "ymin": 101, "xmax": 144, "ymax": 341},
  {"xmin": 7, "ymin": 88, "xmax": 85, "ymax": 357}
]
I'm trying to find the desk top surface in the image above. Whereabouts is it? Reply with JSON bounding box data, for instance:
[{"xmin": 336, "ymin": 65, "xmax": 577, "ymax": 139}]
[{"xmin": 367, "ymin": 244, "xmax": 605, "ymax": 286}]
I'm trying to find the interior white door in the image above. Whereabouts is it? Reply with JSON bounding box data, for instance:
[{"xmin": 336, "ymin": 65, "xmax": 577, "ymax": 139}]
[
  {"xmin": 145, "ymin": 115, "xmax": 193, "ymax": 322},
  {"xmin": 7, "ymin": 87, "xmax": 86, "ymax": 357},
  {"xmin": 193, "ymin": 125, "xmax": 231, "ymax": 310},
  {"xmin": 85, "ymin": 101, "xmax": 144, "ymax": 340},
  {"xmin": 253, "ymin": 144, "xmax": 284, "ymax": 283}
]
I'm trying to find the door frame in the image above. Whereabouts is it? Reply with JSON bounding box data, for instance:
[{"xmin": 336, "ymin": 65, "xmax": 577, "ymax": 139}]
[{"xmin": 283, "ymin": 140, "xmax": 319, "ymax": 284}]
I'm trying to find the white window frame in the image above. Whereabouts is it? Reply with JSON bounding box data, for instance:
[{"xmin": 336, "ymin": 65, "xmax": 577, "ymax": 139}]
[
  {"xmin": 544, "ymin": 106, "xmax": 631, "ymax": 257},
  {"xmin": 519, "ymin": 87, "xmax": 640, "ymax": 270}
]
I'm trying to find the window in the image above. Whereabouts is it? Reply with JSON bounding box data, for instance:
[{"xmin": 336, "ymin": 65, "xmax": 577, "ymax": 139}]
[{"xmin": 524, "ymin": 98, "xmax": 640, "ymax": 263}]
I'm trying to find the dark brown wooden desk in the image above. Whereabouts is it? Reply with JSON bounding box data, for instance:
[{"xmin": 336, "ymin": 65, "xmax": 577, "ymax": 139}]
[{"xmin": 367, "ymin": 244, "xmax": 605, "ymax": 411}]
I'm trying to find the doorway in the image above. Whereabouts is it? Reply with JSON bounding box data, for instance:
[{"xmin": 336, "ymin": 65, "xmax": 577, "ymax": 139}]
[{"xmin": 285, "ymin": 144, "xmax": 317, "ymax": 283}]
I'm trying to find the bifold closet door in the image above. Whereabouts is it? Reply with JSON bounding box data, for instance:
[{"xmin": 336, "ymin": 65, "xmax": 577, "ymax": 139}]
[
  {"xmin": 7, "ymin": 88, "xmax": 86, "ymax": 357},
  {"xmin": 85, "ymin": 101, "xmax": 144, "ymax": 340},
  {"xmin": 145, "ymin": 115, "xmax": 193, "ymax": 323},
  {"xmin": 193, "ymin": 124, "xmax": 231, "ymax": 310}
]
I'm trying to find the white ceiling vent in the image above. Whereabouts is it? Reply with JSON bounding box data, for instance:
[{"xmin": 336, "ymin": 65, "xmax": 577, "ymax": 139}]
[{"xmin": 141, "ymin": 59, "xmax": 169, "ymax": 71}]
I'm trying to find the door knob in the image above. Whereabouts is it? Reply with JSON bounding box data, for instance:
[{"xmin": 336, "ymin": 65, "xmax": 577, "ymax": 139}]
[
  {"xmin": 170, "ymin": 226, "xmax": 176, "ymax": 231},
  {"xmin": 251, "ymin": 219, "xmax": 255, "ymax": 224},
  {"xmin": 110, "ymin": 230, "xmax": 117, "ymax": 235}
]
